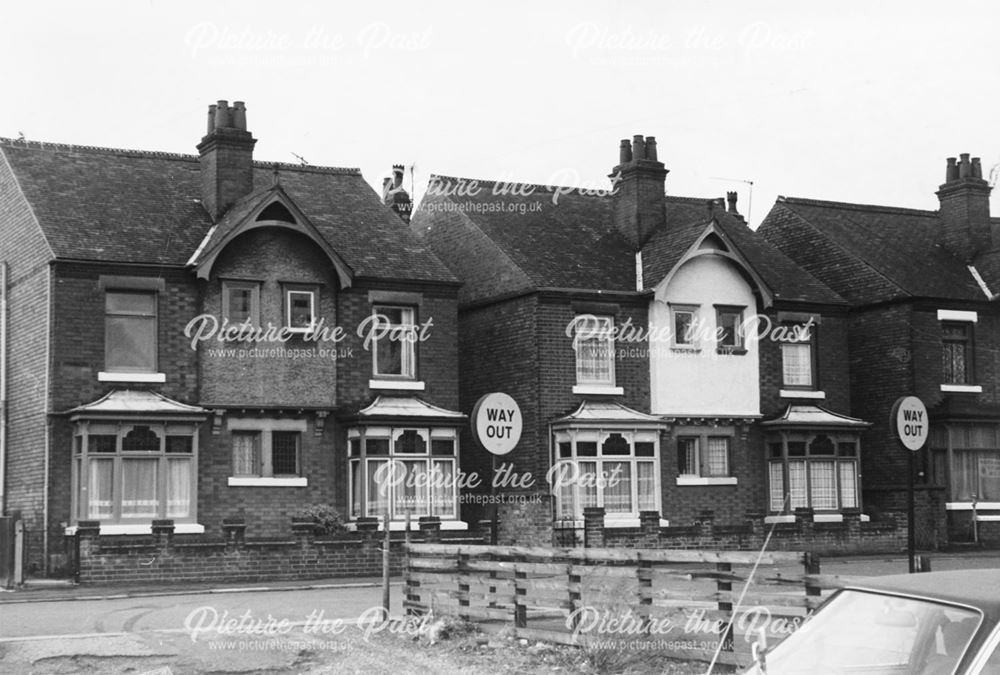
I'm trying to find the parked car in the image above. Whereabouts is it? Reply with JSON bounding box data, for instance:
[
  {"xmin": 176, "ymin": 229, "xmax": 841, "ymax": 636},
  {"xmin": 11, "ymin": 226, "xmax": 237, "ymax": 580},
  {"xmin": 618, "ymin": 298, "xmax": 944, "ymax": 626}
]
[{"xmin": 744, "ymin": 569, "xmax": 1000, "ymax": 674}]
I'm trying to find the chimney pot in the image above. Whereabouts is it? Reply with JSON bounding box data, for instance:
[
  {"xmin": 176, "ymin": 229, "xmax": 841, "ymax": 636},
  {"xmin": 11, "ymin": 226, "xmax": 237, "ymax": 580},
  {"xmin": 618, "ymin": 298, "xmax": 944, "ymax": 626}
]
[
  {"xmin": 946, "ymin": 157, "xmax": 958, "ymax": 182},
  {"xmin": 632, "ymin": 135, "xmax": 646, "ymax": 161},
  {"xmin": 972, "ymin": 157, "xmax": 983, "ymax": 180},
  {"xmin": 392, "ymin": 164, "xmax": 404, "ymax": 189},
  {"xmin": 231, "ymin": 101, "xmax": 247, "ymax": 131},
  {"xmin": 645, "ymin": 136, "xmax": 658, "ymax": 162},
  {"xmin": 214, "ymin": 101, "xmax": 231, "ymax": 129},
  {"xmin": 619, "ymin": 139, "xmax": 632, "ymax": 164},
  {"xmin": 959, "ymin": 153, "xmax": 971, "ymax": 179},
  {"xmin": 207, "ymin": 104, "xmax": 217, "ymax": 135},
  {"xmin": 726, "ymin": 191, "xmax": 738, "ymax": 213}
]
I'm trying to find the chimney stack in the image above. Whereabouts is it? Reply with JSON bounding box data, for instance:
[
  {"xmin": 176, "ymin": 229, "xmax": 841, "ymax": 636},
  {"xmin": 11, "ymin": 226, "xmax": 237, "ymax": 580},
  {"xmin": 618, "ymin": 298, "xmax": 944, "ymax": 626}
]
[
  {"xmin": 726, "ymin": 191, "xmax": 739, "ymax": 214},
  {"xmin": 383, "ymin": 164, "xmax": 412, "ymax": 224},
  {"xmin": 610, "ymin": 134, "xmax": 668, "ymax": 249},
  {"xmin": 937, "ymin": 152, "xmax": 993, "ymax": 262},
  {"xmin": 197, "ymin": 99, "xmax": 257, "ymax": 221}
]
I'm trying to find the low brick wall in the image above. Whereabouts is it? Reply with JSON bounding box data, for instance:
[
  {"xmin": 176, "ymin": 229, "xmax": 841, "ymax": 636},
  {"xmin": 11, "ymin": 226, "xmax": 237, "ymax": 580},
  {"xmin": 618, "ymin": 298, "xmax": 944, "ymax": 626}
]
[
  {"xmin": 577, "ymin": 507, "xmax": 907, "ymax": 556},
  {"xmin": 73, "ymin": 517, "xmax": 485, "ymax": 585}
]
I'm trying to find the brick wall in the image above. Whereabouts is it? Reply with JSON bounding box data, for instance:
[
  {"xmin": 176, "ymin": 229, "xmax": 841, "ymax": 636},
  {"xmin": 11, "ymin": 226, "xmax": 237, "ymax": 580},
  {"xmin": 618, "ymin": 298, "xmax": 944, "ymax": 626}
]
[
  {"xmin": 588, "ymin": 507, "xmax": 908, "ymax": 556},
  {"xmin": 74, "ymin": 519, "xmax": 485, "ymax": 585},
  {"xmin": 50, "ymin": 262, "xmax": 199, "ymax": 410},
  {"xmin": 1, "ymin": 150, "xmax": 54, "ymax": 572}
]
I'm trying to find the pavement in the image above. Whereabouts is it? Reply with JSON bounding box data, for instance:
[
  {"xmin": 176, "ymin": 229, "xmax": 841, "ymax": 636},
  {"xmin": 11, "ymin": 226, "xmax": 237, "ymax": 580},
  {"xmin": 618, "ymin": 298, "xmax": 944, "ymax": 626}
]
[{"xmin": 2, "ymin": 548, "xmax": 998, "ymax": 604}]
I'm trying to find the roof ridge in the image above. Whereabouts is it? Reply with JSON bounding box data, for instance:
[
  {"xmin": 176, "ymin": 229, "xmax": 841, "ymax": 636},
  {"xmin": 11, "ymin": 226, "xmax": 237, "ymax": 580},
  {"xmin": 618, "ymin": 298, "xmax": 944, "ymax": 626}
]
[
  {"xmin": 428, "ymin": 173, "xmax": 612, "ymax": 198},
  {"xmin": 0, "ymin": 137, "xmax": 359, "ymax": 174},
  {"xmin": 778, "ymin": 195, "xmax": 938, "ymax": 218}
]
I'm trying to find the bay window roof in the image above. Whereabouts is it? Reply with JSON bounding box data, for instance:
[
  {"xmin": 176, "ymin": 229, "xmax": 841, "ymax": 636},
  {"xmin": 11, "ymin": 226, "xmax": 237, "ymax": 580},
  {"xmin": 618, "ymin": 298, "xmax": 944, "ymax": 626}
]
[
  {"xmin": 66, "ymin": 389, "xmax": 207, "ymax": 420},
  {"xmin": 762, "ymin": 405, "xmax": 870, "ymax": 430}
]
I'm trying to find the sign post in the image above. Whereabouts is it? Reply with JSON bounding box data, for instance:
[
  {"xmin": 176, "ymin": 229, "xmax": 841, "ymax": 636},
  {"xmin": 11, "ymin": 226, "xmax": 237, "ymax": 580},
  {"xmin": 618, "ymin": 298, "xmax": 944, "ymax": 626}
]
[
  {"xmin": 471, "ymin": 393, "xmax": 522, "ymax": 545},
  {"xmin": 890, "ymin": 396, "xmax": 929, "ymax": 573}
]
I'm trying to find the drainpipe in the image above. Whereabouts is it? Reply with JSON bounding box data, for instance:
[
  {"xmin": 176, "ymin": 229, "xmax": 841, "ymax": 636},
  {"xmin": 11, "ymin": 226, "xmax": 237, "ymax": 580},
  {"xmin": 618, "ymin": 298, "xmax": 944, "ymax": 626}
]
[{"xmin": 1, "ymin": 261, "xmax": 7, "ymax": 515}]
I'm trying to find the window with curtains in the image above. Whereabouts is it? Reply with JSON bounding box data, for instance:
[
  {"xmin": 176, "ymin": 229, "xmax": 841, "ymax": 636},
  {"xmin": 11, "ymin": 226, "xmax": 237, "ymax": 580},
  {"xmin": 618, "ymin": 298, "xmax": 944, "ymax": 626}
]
[
  {"xmin": 677, "ymin": 435, "xmax": 731, "ymax": 477},
  {"xmin": 767, "ymin": 432, "xmax": 859, "ymax": 512},
  {"xmin": 572, "ymin": 315, "xmax": 616, "ymax": 386},
  {"xmin": 348, "ymin": 426, "xmax": 458, "ymax": 520},
  {"xmin": 231, "ymin": 430, "xmax": 301, "ymax": 478},
  {"xmin": 930, "ymin": 423, "xmax": 1000, "ymax": 502},
  {"xmin": 552, "ymin": 429, "xmax": 660, "ymax": 520},
  {"xmin": 780, "ymin": 321, "xmax": 817, "ymax": 389},
  {"xmin": 105, "ymin": 291, "xmax": 157, "ymax": 373},
  {"xmin": 72, "ymin": 422, "xmax": 197, "ymax": 524},
  {"xmin": 371, "ymin": 305, "xmax": 416, "ymax": 378},
  {"xmin": 671, "ymin": 305, "xmax": 699, "ymax": 348},
  {"xmin": 942, "ymin": 322, "xmax": 973, "ymax": 385}
]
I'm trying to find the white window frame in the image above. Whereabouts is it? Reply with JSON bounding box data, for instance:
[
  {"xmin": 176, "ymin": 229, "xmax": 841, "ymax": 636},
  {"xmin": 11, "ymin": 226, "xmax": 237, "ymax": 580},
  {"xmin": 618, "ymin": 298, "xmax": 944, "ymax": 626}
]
[
  {"xmin": 371, "ymin": 305, "xmax": 417, "ymax": 379},
  {"xmin": 552, "ymin": 429, "xmax": 661, "ymax": 520},
  {"xmin": 226, "ymin": 418, "xmax": 308, "ymax": 486},
  {"xmin": 767, "ymin": 432, "xmax": 860, "ymax": 513},
  {"xmin": 71, "ymin": 420, "xmax": 199, "ymax": 526},
  {"xmin": 572, "ymin": 314, "xmax": 616, "ymax": 387},
  {"xmin": 676, "ymin": 431, "xmax": 735, "ymax": 485},
  {"xmin": 780, "ymin": 322, "xmax": 817, "ymax": 390},
  {"xmin": 349, "ymin": 426, "xmax": 459, "ymax": 521},
  {"xmin": 284, "ymin": 287, "xmax": 317, "ymax": 333}
]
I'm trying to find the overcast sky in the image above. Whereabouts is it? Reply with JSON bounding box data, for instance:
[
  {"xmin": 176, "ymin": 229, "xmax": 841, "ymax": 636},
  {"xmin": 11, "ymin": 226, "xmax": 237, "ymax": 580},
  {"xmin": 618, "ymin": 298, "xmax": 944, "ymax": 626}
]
[{"xmin": 3, "ymin": 1, "xmax": 997, "ymax": 227}]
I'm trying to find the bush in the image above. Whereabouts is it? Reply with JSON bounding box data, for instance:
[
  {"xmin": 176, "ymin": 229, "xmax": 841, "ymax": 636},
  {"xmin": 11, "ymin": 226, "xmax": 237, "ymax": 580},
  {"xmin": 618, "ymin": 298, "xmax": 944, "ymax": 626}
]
[{"xmin": 294, "ymin": 504, "xmax": 349, "ymax": 536}]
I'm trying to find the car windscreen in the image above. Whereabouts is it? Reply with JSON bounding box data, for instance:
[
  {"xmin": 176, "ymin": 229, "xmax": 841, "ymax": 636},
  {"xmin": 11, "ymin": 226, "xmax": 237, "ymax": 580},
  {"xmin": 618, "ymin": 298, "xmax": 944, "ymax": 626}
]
[{"xmin": 759, "ymin": 588, "xmax": 982, "ymax": 675}]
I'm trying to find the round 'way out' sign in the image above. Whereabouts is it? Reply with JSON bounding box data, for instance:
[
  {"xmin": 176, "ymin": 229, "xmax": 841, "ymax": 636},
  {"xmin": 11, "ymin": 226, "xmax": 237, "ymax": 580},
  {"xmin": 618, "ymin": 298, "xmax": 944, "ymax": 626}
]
[
  {"xmin": 891, "ymin": 396, "xmax": 929, "ymax": 452},
  {"xmin": 471, "ymin": 392, "xmax": 522, "ymax": 456}
]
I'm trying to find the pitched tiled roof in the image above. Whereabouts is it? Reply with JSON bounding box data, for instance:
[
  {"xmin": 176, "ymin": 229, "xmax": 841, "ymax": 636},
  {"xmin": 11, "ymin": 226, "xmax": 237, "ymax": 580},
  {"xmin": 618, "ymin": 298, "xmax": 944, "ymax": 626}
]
[
  {"xmin": 642, "ymin": 199, "xmax": 845, "ymax": 305},
  {"xmin": 413, "ymin": 175, "xmax": 635, "ymax": 299},
  {"xmin": 0, "ymin": 139, "xmax": 455, "ymax": 283},
  {"xmin": 413, "ymin": 178, "xmax": 844, "ymax": 306},
  {"xmin": 758, "ymin": 197, "xmax": 989, "ymax": 304}
]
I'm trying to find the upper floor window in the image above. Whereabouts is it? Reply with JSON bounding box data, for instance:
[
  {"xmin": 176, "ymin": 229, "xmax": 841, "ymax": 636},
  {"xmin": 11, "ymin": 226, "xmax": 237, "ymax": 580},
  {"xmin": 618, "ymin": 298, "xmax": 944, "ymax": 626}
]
[
  {"xmin": 781, "ymin": 322, "xmax": 817, "ymax": 389},
  {"xmin": 284, "ymin": 286, "xmax": 317, "ymax": 333},
  {"xmin": 942, "ymin": 322, "xmax": 972, "ymax": 385},
  {"xmin": 573, "ymin": 315, "xmax": 615, "ymax": 386},
  {"xmin": 372, "ymin": 305, "xmax": 416, "ymax": 378},
  {"xmin": 105, "ymin": 291, "xmax": 157, "ymax": 373},
  {"xmin": 671, "ymin": 305, "xmax": 698, "ymax": 348},
  {"xmin": 715, "ymin": 305, "xmax": 745, "ymax": 353},
  {"xmin": 223, "ymin": 281, "xmax": 260, "ymax": 327}
]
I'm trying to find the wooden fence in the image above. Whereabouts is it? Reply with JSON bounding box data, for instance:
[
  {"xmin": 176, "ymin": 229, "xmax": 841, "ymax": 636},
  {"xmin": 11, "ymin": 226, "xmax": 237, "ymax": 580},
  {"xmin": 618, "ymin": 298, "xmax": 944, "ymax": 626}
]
[{"xmin": 404, "ymin": 543, "xmax": 842, "ymax": 667}]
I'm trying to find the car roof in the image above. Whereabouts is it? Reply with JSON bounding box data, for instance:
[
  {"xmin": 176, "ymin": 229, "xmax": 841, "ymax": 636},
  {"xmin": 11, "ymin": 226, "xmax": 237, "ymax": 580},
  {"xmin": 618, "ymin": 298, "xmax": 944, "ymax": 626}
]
[{"xmin": 844, "ymin": 570, "xmax": 1000, "ymax": 618}]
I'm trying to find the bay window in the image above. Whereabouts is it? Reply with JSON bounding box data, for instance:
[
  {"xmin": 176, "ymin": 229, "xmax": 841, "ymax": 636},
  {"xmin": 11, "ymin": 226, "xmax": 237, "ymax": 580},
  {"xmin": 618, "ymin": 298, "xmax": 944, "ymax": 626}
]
[
  {"xmin": 767, "ymin": 432, "xmax": 859, "ymax": 512},
  {"xmin": 931, "ymin": 423, "xmax": 1000, "ymax": 503},
  {"xmin": 552, "ymin": 429, "xmax": 660, "ymax": 520},
  {"xmin": 72, "ymin": 421, "xmax": 198, "ymax": 524},
  {"xmin": 349, "ymin": 426, "xmax": 458, "ymax": 520}
]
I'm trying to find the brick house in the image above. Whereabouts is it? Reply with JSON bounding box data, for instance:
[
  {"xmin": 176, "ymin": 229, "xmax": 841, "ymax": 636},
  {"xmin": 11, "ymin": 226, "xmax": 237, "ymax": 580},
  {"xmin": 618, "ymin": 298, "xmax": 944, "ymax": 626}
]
[
  {"xmin": 410, "ymin": 135, "xmax": 868, "ymax": 544},
  {"xmin": 0, "ymin": 100, "xmax": 467, "ymax": 574},
  {"xmin": 758, "ymin": 154, "xmax": 1000, "ymax": 547}
]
